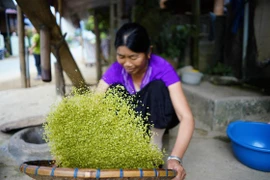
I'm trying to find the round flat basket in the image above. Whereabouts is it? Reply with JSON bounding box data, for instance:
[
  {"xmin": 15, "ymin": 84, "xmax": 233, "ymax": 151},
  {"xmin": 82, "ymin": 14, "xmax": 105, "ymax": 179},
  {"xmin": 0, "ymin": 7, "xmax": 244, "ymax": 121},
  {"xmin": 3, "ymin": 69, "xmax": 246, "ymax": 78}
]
[{"xmin": 20, "ymin": 160, "xmax": 176, "ymax": 180}]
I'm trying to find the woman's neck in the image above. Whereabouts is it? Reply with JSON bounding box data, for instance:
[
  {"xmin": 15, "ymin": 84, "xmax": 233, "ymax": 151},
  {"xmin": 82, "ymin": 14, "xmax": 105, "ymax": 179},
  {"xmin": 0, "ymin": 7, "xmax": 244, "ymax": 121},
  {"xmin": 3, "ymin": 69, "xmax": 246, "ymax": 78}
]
[
  {"xmin": 131, "ymin": 60, "xmax": 149, "ymax": 92},
  {"xmin": 131, "ymin": 62, "xmax": 148, "ymax": 81}
]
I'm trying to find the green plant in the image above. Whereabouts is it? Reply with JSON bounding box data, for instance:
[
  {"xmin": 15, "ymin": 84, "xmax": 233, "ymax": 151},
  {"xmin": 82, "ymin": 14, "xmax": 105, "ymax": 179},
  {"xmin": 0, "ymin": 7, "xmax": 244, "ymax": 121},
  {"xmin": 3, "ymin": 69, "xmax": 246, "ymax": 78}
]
[
  {"xmin": 208, "ymin": 62, "xmax": 233, "ymax": 76},
  {"xmin": 43, "ymin": 87, "xmax": 164, "ymax": 169},
  {"xmin": 134, "ymin": 0, "xmax": 192, "ymax": 68},
  {"xmin": 85, "ymin": 8, "xmax": 110, "ymax": 40},
  {"xmin": 159, "ymin": 23, "xmax": 194, "ymax": 60}
]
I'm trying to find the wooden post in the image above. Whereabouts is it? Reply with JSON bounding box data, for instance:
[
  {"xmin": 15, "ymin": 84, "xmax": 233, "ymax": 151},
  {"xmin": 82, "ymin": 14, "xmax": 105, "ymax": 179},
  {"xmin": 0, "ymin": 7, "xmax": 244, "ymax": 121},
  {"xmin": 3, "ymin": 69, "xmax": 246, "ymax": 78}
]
[
  {"xmin": 191, "ymin": 0, "xmax": 200, "ymax": 69},
  {"xmin": 242, "ymin": 1, "xmax": 249, "ymax": 80},
  {"xmin": 40, "ymin": 25, "xmax": 51, "ymax": 82},
  {"xmin": 5, "ymin": 12, "xmax": 12, "ymax": 56},
  {"xmin": 52, "ymin": 33, "xmax": 67, "ymax": 96},
  {"xmin": 54, "ymin": 61, "xmax": 65, "ymax": 96},
  {"xmin": 58, "ymin": 0, "xmax": 63, "ymax": 29},
  {"xmin": 109, "ymin": 0, "xmax": 117, "ymax": 64},
  {"xmin": 17, "ymin": 5, "xmax": 28, "ymax": 88},
  {"xmin": 94, "ymin": 10, "xmax": 102, "ymax": 82},
  {"xmin": 25, "ymin": 46, "xmax": 31, "ymax": 87},
  {"xmin": 16, "ymin": 0, "xmax": 86, "ymax": 88},
  {"xmin": 213, "ymin": 0, "xmax": 225, "ymax": 66},
  {"xmin": 117, "ymin": 0, "xmax": 123, "ymax": 29}
]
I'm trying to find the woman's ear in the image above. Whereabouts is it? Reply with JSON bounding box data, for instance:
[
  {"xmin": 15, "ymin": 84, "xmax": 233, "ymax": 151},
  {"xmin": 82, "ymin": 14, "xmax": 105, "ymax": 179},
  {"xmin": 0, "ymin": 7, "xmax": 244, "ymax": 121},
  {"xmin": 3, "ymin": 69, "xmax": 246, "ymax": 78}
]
[{"xmin": 148, "ymin": 46, "xmax": 153, "ymax": 59}]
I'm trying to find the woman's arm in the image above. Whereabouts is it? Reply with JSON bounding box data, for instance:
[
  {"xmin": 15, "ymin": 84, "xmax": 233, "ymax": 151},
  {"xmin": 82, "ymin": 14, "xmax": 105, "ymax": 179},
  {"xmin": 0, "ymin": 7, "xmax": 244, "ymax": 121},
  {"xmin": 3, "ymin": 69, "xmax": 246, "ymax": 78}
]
[
  {"xmin": 28, "ymin": 41, "xmax": 37, "ymax": 54},
  {"xmin": 95, "ymin": 79, "xmax": 110, "ymax": 93},
  {"xmin": 168, "ymin": 81, "xmax": 194, "ymax": 158},
  {"xmin": 167, "ymin": 81, "xmax": 195, "ymax": 180}
]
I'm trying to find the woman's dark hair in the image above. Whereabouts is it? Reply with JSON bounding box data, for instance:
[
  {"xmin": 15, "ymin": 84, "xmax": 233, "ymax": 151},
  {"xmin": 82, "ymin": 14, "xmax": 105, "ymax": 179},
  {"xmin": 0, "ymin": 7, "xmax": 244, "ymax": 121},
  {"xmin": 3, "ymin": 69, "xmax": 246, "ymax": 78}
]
[{"xmin": 114, "ymin": 23, "xmax": 151, "ymax": 53}]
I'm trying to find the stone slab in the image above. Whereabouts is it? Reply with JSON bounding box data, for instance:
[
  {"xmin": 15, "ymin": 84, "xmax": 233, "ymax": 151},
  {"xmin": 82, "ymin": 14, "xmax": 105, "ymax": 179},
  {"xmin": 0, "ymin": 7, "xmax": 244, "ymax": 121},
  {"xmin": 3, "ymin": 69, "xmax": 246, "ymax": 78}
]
[
  {"xmin": 0, "ymin": 85, "xmax": 59, "ymax": 128},
  {"xmin": 0, "ymin": 115, "xmax": 45, "ymax": 132},
  {"xmin": 183, "ymin": 81, "xmax": 270, "ymax": 131}
]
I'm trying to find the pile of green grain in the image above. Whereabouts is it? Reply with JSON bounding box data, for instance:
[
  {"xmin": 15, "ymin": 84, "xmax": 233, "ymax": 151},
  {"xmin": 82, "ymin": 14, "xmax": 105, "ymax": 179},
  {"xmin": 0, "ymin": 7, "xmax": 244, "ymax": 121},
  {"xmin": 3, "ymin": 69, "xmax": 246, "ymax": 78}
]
[{"xmin": 43, "ymin": 87, "xmax": 164, "ymax": 169}]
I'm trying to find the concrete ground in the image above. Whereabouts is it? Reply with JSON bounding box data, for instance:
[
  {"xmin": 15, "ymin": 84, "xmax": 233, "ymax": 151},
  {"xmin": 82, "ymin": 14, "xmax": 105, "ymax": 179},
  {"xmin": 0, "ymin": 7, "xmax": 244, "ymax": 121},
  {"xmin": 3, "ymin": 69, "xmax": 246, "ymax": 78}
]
[{"xmin": 0, "ymin": 46, "xmax": 269, "ymax": 180}]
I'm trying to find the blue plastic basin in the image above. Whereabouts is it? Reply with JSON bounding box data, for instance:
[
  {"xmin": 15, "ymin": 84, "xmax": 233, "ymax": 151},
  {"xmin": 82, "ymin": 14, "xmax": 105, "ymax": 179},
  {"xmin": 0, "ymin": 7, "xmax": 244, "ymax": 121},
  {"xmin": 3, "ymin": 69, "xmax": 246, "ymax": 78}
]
[{"xmin": 227, "ymin": 120, "xmax": 270, "ymax": 172}]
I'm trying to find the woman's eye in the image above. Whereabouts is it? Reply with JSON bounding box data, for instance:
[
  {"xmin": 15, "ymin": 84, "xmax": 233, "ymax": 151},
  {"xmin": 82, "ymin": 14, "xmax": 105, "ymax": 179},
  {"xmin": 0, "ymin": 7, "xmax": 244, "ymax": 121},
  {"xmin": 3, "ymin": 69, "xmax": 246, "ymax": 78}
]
[
  {"xmin": 130, "ymin": 56, "xmax": 138, "ymax": 60},
  {"xmin": 118, "ymin": 55, "xmax": 125, "ymax": 59}
]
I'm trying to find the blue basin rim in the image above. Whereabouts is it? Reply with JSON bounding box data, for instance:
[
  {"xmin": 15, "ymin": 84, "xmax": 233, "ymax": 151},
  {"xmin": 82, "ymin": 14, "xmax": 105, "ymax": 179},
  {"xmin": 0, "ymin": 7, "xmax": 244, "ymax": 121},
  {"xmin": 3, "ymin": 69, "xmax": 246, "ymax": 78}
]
[{"xmin": 227, "ymin": 120, "xmax": 270, "ymax": 153}]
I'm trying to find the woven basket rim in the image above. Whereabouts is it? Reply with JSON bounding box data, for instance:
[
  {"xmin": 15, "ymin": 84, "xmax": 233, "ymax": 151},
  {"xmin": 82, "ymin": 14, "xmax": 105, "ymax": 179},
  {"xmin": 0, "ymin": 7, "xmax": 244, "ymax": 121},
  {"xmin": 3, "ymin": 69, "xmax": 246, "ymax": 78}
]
[{"xmin": 20, "ymin": 160, "xmax": 177, "ymax": 179}]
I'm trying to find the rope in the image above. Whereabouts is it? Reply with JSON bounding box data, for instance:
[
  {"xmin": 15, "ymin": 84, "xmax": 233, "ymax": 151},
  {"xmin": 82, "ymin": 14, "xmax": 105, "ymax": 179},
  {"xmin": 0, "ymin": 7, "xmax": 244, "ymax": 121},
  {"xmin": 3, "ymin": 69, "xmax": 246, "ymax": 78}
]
[
  {"xmin": 139, "ymin": 168, "xmax": 143, "ymax": 178},
  {"xmin": 35, "ymin": 166, "xmax": 40, "ymax": 176},
  {"xmin": 153, "ymin": 168, "xmax": 158, "ymax": 177},
  {"xmin": 73, "ymin": 168, "xmax": 79, "ymax": 178},
  {"xmin": 50, "ymin": 167, "xmax": 56, "ymax": 177},
  {"xmin": 96, "ymin": 169, "xmax": 100, "ymax": 179},
  {"xmin": 23, "ymin": 165, "xmax": 28, "ymax": 173},
  {"xmin": 120, "ymin": 169, "xmax": 123, "ymax": 178}
]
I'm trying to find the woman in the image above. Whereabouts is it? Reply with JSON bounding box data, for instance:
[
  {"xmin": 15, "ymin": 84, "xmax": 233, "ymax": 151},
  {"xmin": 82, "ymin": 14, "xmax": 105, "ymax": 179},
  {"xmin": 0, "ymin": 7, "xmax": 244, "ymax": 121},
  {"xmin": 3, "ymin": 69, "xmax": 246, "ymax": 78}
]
[
  {"xmin": 28, "ymin": 28, "xmax": 41, "ymax": 80},
  {"xmin": 96, "ymin": 23, "xmax": 194, "ymax": 180}
]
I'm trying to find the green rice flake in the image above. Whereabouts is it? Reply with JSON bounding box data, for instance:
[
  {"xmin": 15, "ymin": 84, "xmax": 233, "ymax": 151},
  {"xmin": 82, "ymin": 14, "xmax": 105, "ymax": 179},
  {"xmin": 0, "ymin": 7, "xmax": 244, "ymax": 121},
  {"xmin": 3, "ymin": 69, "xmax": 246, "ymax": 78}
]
[{"xmin": 43, "ymin": 87, "xmax": 164, "ymax": 169}]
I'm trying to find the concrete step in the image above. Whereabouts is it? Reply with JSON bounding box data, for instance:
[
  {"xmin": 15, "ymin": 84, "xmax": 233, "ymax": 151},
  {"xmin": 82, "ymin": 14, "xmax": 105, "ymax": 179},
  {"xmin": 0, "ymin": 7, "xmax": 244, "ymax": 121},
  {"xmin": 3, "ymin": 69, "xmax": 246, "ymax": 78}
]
[{"xmin": 182, "ymin": 81, "xmax": 270, "ymax": 131}]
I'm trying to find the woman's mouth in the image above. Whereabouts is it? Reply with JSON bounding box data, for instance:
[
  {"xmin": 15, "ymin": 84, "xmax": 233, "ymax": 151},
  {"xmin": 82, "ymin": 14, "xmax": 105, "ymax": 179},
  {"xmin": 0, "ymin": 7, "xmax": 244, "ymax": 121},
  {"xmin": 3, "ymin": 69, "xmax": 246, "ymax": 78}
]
[{"xmin": 125, "ymin": 68, "xmax": 134, "ymax": 73}]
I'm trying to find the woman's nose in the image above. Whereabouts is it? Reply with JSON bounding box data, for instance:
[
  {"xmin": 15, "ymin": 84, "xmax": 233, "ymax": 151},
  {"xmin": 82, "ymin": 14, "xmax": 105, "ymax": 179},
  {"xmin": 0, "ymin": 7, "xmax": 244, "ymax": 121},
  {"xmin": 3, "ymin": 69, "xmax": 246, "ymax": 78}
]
[{"xmin": 123, "ymin": 60, "xmax": 132, "ymax": 67}]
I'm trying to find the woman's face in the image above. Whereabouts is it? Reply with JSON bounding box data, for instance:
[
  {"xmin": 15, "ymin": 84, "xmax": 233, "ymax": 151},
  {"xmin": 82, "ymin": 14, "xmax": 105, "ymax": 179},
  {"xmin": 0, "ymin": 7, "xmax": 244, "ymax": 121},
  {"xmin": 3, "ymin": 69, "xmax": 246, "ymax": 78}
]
[{"xmin": 116, "ymin": 46, "xmax": 150, "ymax": 76}]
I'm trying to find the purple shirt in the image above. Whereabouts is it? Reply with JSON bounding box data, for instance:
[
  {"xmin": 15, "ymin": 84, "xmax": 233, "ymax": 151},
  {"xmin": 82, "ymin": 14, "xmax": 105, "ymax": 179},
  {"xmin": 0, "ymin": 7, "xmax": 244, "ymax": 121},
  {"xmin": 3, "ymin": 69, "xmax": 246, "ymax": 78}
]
[{"xmin": 102, "ymin": 54, "xmax": 180, "ymax": 94}]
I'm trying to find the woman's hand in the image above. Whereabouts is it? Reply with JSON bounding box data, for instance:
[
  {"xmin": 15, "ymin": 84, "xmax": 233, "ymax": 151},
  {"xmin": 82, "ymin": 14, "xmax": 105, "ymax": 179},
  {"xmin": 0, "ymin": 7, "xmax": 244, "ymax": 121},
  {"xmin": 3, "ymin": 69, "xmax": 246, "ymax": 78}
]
[
  {"xmin": 167, "ymin": 159, "xmax": 186, "ymax": 180},
  {"xmin": 28, "ymin": 47, "xmax": 33, "ymax": 54}
]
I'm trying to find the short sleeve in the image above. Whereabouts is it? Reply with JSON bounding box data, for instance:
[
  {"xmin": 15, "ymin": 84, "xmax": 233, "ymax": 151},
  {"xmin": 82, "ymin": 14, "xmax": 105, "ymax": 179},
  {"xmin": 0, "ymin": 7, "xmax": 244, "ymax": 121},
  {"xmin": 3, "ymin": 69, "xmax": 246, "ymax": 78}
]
[
  {"xmin": 102, "ymin": 62, "xmax": 123, "ymax": 85},
  {"xmin": 150, "ymin": 55, "xmax": 180, "ymax": 87},
  {"xmin": 32, "ymin": 34, "xmax": 39, "ymax": 44},
  {"xmin": 161, "ymin": 63, "xmax": 180, "ymax": 87}
]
